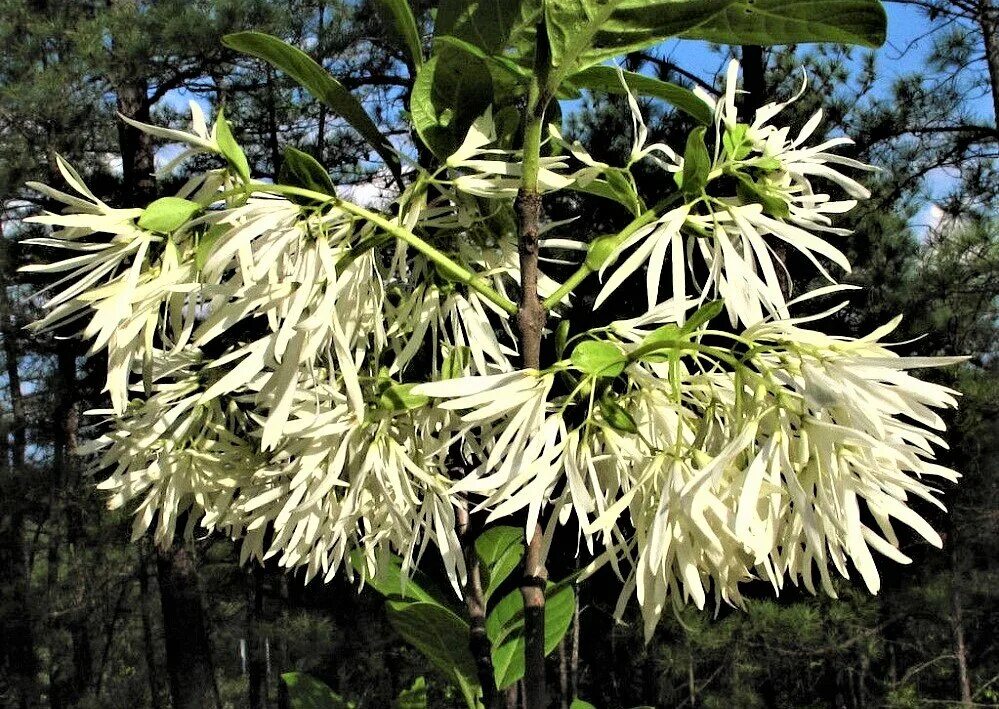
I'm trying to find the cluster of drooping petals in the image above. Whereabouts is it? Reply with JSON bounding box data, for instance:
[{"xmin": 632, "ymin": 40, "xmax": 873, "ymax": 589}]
[
  {"xmin": 415, "ymin": 299, "xmax": 962, "ymax": 634},
  {"xmin": 22, "ymin": 58, "xmax": 965, "ymax": 641},
  {"xmin": 22, "ymin": 112, "xmax": 523, "ymax": 588}
]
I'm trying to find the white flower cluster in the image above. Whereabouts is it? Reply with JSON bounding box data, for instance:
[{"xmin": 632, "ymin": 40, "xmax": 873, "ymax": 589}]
[{"xmin": 23, "ymin": 61, "xmax": 963, "ymax": 636}]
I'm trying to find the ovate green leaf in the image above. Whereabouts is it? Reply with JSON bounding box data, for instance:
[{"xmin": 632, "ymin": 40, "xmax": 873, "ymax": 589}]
[
  {"xmin": 486, "ymin": 582, "xmax": 575, "ymax": 689},
  {"xmin": 565, "ymin": 65, "xmax": 713, "ymax": 126},
  {"xmin": 380, "ymin": 382, "xmax": 430, "ymax": 411},
  {"xmin": 475, "ymin": 526, "xmax": 524, "ymax": 602},
  {"xmin": 410, "ymin": 46, "xmax": 493, "ymax": 158},
  {"xmin": 680, "ymin": 127, "xmax": 710, "ymax": 198},
  {"xmin": 279, "ymin": 146, "xmax": 336, "ymax": 200},
  {"xmin": 214, "ymin": 109, "xmax": 251, "ymax": 183},
  {"xmin": 374, "ymin": 0, "xmax": 423, "ymax": 68},
  {"xmin": 222, "ymin": 32, "xmax": 401, "ymax": 181},
  {"xmin": 679, "ymin": 0, "xmax": 887, "ymax": 47},
  {"xmin": 599, "ymin": 393, "xmax": 638, "ymax": 434},
  {"xmin": 137, "ymin": 197, "xmax": 201, "ymax": 234},
  {"xmin": 571, "ymin": 340, "xmax": 627, "ymax": 378},
  {"xmin": 386, "ymin": 601, "xmax": 481, "ymax": 705},
  {"xmin": 349, "ymin": 551, "xmax": 454, "ymax": 608}
]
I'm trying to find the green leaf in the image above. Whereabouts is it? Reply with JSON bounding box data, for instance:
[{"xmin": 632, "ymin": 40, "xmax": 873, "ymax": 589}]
[
  {"xmin": 486, "ymin": 582, "xmax": 575, "ymax": 690},
  {"xmin": 599, "ymin": 392, "xmax": 638, "ymax": 434},
  {"xmin": 631, "ymin": 324, "xmax": 684, "ymax": 361},
  {"xmin": 222, "ymin": 32, "xmax": 401, "ymax": 182},
  {"xmin": 680, "ymin": 127, "xmax": 710, "ymax": 198},
  {"xmin": 374, "ymin": 0, "xmax": 423, "ymax": 68},
  {"xmin": 723, "ymin": 123, "xmax": 752, "ymax": 161},
  {"xmin": 555, "ymin": 320, "xmax": 571, "ymax": 359},
  {"xmin": 379, "ymin": 382, "xmax": 430, "ymax": 411},
  {"xmin": 735, "ymin": 173, "xmax": 790, "ymax": 218},
  {"xmin": 349, "ymin": 551, "xmax": 453, "ymax": 608},
  {"xmin": 386, "ymin": 600, "xmax": 481, "ymax": 705},
  {"xmin": 410, "ymin": 47, "xmax": 493, "ymax": 159},
  {"xmin": 571, "ymin": 340, "xmax": 627, "ymax": 378},
  {"xmin": 682, "ymin": 299, "xmax": 725, "ymax": 333},
  {"xmin": 605, "ymin": 169, "xmax": 643, "ymax": 216},
  {"xmin": 214, "ymin": 109, "xmax": 251, "ymax": 183},
  {"xmin": 475, "ymin": 526, "xmax": 524, "ymax": 603},
  {"xmin": 570, "ymin": 701, "xmax": 598, "ymax": 709},
  {"xmin": 137, "ymin": 197, "xmax": 201, "ymax": 233},
  {"xmin": 281, "ymin": 672, "xmax": 356, "ymax": 709},
  {"xmin": 195, "ymin": 223, "xmax": 227, "ymax": 270},
  {"xmin": 435, "ymin": 0, "xmax": 541, "ymax": 57},
  {"xmin": 394, "ymin": 676, "xmax": 428, "ymax": 709},
  {"xmin": 279, "ymin": 146, "xmax": 336, "ymax": 200},
  {"xmin": 565, "ymin": 66, "xmax": 713, "ymax": 126},
  {"xmin": 545, "ymin": 0, "xmax": 729, "ymax": 82},
  {"xmin": 442, "ymin": 346, "xmax": 472, "ymax": 379},
  {"xmin": 679, "ymin": 0, "xmax": 887, "ymax": 47},
  {"xmin": 545, "ymin": 0, "xmax": 886, "ymax": 85}
]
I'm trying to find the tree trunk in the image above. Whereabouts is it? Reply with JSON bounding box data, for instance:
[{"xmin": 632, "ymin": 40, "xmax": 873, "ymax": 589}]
[
  {"xmin": 0, "ymin": 276, "xmax": 41, "ymax": 708},
  {"xmin": 156, "ymin": 539, "xmax": 222, "ymax": 709},
  {"xmin": 977, "ymin": 0, "xmax": 999, "ymax": 129},
  {"xmin": 247, "ymin": 565, "xmax": 268, "ymax": 709},
  {"xmin": 110, "ymin": 18, "xmax": 222, "ymax": 705},
  {"xmin": 950, "ymin": 549, "xmax": 973, "ymax": 707},
  {"xmin": 138, "ymin": 546, "xmax": 165, "ymax": 709}
]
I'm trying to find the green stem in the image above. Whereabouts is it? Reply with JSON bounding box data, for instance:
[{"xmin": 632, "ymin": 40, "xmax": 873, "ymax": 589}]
[{"xmin": 249, "ymin": 182, "xmax": 518, "ymax": 315}]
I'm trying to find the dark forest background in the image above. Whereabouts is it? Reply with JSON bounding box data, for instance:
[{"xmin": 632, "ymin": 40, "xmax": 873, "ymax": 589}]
[{"xmin": 1, "ymin": 1, "xmax": 997, "ymax": 707}]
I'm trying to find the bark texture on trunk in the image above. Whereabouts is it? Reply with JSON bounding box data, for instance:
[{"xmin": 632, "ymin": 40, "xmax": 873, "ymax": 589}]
[
  {"xmin": 0, "ymin": 277, "xmax": 40, "ymax": 708},
  {"xmin": 156, "ymin": 540, "xmax": 222, "ymax": 709},
  {"xmin": 978, "ymin": 0, "xmax": 999, "ymax": 130},
  {"xmin": 138, "ymin": 546, "xmax": 165, "ymax": 709},
  {"xmin": 950, "ymin": 549, "xmax": 973, "ymax": 707},
  {"xmin": 247, "ymin": 565, "xmax": 268, "ymax": 709}
]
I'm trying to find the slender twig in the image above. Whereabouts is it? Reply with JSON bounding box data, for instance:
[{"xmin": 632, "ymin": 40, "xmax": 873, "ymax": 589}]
[{"xmin": 515, "ymin": 25, "xmax": 553, "ymax": 709}]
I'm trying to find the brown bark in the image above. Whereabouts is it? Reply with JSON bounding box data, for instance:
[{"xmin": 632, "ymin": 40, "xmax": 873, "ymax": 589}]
[
  {"xmin": 950, "ymin": 549, "xmax": 973, "ymax": 707},
  {"xmin": 515, "ymin": 182, "xmax": 548, "ymax": 709},
  {"xmin": 0, "ymin": 273, "xmax": 40, "ymax": 708},
  {"xmin": 156, "ymin": 539, "xmax": 222, "ymax": 709},
  {"xmin": 740, "ymin": 46, "xmax": 766, "ymax": 120},
  {"xmin": 978, "ymin": 0, "xmax": 999, "ymax": 130},
  {"xmin": 456, "ymin": 502, "xmax": 498, "ymax": 707},
  {"xmin": 247, "ymin": 565, "xmax": 268, "ymax": 709},
  {"xmin": 138, "ymin": 546, "xmax": 165, "ymax": 709}
]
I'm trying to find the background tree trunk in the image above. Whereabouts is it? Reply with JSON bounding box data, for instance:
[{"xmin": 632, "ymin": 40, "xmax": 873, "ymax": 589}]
[{"xmin": 156, "ymin": 539, "xmax": 222, "ymax": 709}]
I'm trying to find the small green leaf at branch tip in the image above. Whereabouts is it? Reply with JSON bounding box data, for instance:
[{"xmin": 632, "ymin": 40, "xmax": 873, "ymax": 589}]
[
  {"xmin": 222, "ymin": 32, "xmax": 402, "ymax": 182},
  {"xmin": 279, "ymin": 146, "xmax": 336, "ymax": 200},
  {"xmin": 682, "ymin": 299, "xmax": 725, "ymax": 333},
  {"xmin": 137, "ymin": 197, "xmax": 201, "ymax": 233},
  {"xmin": 214, "ymin": 109, "xmax": 251, "ymax": 184},
  {"xmin": 565, "ymin": 65, "xmax": 713, "ymax": 125},
  {"xmin": 442, "ymin": 346, "xmax": 471, "ymax": 380},
  {"xmin": 599, "ymin": 392, "xmax": 638, "ymax": 434},
  {"xmin": 379, "ymin": 382, "xmax": 429, "ymax": 412},
  {"xmin": 585, "ymin": 235, "xmax": 618, "ymax": 270},
  {"xmin": 680, "ymin": 126, "xmax": 710, "ymax": 198},
  {"xmin": 571, "ymin": 340, "xmax": 627, "ymax": 378},
  {"xmin": 195, "ymin": 224, "xmax": 227, "ymax": 270},
  {"xmin": 394, "ymin": 676, "xmax": 428, "ymax": 709}
]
